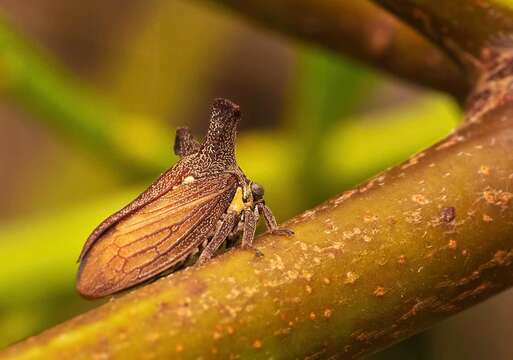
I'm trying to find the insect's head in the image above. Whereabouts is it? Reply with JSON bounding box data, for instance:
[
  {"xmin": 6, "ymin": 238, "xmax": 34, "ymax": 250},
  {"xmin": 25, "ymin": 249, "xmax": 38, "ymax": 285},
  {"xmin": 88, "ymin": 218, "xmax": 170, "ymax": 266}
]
[{"xmin": 251, "ymin": 182, "xmax": 264, "ymax": 201}]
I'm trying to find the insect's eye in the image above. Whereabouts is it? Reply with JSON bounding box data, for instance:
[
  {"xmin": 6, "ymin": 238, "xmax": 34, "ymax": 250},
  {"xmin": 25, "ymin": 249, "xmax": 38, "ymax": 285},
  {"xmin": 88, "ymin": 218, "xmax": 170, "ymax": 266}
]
[{"xmin": 251, "ymin": 183, "xmax": 264, "ymax": 200}]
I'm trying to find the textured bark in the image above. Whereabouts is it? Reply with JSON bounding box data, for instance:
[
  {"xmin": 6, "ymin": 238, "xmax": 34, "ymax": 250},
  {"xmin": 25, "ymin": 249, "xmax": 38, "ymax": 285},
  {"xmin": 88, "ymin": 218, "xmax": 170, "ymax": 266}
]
[
  {"xmin": 372, "ymin": 0, "xmax": 513, "ymax": 91},
  {"xmin": 369, "ymin": 1, "xmax": 513, "ymax": 122},
  {"xmin": 207, "ymin": 0, "xmax": 467, "ymax": 99},
  {"xmin": 373, "ymin": 0, "xmax": 513, "ymax": 59},
  {"xmin": 2, "ymin": 104, "xmax": 513, "ymax": 359}
]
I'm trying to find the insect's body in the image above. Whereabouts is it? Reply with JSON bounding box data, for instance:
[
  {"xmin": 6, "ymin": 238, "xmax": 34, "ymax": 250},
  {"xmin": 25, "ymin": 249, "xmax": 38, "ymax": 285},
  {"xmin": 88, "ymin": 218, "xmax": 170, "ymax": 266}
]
[{"xmin": 76, "ymin": 99, "xmax": 292, "ymax": 298}]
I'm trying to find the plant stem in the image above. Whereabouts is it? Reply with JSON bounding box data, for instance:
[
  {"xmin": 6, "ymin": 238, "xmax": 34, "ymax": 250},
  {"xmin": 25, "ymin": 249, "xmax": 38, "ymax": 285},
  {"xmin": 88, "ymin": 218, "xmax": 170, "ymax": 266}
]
[
  {"xmin": 2, "ymin": 102, "xmax": 513, "ymax": 359},
  {"xmin": 206, "ymin": 0, "xmax": 468, "ymax": 99},
  {"xmin": 371, "ymin": 1, "xmax": 513, "ymax": 75}
]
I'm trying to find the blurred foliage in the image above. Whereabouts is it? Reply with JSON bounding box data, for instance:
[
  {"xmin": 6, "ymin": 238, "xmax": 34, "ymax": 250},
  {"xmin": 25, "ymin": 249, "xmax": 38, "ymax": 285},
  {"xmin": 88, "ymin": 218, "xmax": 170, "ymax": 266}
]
[
  {"xmin": 287, "ymin": 48, "xmax": 373, "ymax": 208},
  {"xmin": 101, "ymin": 1, "xmax": 230, "ymax": 120},
  {"xmin": 0, "ymin": 191, "xmax": 134, "ymax": 346},
  {"xmin": 0, "ymin": 15, "xmax": 170, "ymax": 178},
  {"xmin": 0, "ymin": 0, "xmax": 461, "ymax": 352},
  {"xmin": 322, "ymin": 95, "xmax": 461, "ymax": 187}
]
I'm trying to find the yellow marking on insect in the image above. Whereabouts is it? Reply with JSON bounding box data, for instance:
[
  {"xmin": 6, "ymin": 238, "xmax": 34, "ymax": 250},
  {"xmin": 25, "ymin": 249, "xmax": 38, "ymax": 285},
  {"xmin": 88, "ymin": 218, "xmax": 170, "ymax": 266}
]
[
  {"xmin": 243, "ymin": 184, "xmax": 254, "ymax": 206},
  {"xmin": 229, "ymin": 187, "xmax": 245, "ymax": 214},
  {"xmin": 182, "ymin": 175, "xmax": 195, "ymax": 185}
]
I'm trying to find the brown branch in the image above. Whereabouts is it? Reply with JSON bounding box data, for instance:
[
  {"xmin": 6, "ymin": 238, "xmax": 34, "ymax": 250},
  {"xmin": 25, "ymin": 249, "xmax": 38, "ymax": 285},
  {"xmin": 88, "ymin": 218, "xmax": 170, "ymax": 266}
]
[
  {"xmin": 371, "ymin": 1, "xmax": 513, "ymax": 75},
  {"xmin": 205, "ymin": 0, "xmax": 468, "ymax": 99},
  {"xmin": 368, "ymin": 2, "xmax": 513, "ymax": 123},
  {"xmin": 3, "ymin": 104, "xmax": 513, "ymax": 359}
]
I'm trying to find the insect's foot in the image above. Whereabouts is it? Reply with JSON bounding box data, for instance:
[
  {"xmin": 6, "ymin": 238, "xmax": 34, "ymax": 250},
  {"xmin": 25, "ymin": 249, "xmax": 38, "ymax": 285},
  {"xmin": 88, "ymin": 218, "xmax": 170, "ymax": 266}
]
[
  {"xmin": 254, "ymin": 248, "xmax": 264, "ymax": 258},
  {"xmin": 270, "ymin": 228, "xmax": 294, "ymax": 237},
  {"xmin": 196, "ymin": 255, "xmax": 211, "ymax": 266},
  {"xmin": 242, "ymin": 244, "xmax": 264, "ymax": 258}
]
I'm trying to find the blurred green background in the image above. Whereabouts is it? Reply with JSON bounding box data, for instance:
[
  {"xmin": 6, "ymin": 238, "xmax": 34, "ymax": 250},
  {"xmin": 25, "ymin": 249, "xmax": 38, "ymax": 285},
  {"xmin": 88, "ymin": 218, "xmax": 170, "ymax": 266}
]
[{"xmin": 0, "ymin": 1, "xmax": 511, "ymax": 359}]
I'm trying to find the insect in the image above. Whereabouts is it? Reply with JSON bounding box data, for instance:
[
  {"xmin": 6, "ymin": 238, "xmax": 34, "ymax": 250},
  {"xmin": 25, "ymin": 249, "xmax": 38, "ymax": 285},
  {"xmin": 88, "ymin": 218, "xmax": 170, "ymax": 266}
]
[{"xmin": 76, "ymin": 98, "xmax": 293, "ymax": 298}]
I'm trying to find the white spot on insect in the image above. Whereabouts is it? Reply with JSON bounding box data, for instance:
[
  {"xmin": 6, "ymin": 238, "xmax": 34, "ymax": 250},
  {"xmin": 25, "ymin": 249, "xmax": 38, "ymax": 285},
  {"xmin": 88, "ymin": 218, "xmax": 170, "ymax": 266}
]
[{"xmin": 182, "ymin": 176, "xmax": 195, "ymax": 185}]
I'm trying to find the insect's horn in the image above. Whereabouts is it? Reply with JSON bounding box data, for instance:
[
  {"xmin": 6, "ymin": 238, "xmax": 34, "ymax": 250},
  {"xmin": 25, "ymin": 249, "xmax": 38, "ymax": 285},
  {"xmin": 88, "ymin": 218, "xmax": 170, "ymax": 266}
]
[{"xmin": 201, "ymin": 98, "xmax": 240, "ymax": 165}]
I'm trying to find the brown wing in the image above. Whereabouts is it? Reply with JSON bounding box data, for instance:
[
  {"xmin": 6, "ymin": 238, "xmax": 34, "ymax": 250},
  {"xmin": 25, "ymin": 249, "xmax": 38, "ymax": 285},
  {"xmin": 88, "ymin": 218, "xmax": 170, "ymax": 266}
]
[
  {"xmin": 78, "ymin": 164, "xmax": 190, "ymax": 263},
  {"xmin": 76, "ymin": 173, "xmax": 237, "ymax": 298}
]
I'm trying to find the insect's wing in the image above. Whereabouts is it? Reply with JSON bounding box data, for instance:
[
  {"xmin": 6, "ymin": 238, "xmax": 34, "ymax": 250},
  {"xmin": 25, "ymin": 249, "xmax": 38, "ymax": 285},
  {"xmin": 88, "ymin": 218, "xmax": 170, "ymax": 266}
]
[
  {"xmin": 78, "ymin": 164, "xmax": 192, "ymax": 263},
  {"xmin": 76, "ymin": 173, "xmax": 237, "ymax": 298}
]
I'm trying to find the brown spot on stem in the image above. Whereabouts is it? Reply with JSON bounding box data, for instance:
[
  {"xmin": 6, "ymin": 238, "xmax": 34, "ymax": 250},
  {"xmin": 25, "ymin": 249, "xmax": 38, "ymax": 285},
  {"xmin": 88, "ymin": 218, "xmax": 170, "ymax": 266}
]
[
  {"xmin": 481, "ymin": 189, "xmax": 512, "ymax": 207},
  {"xmin": 344, "ymin": 272, "xmax": 359, "ymax": 284},
  {"xmin": 441, "ymin": 207, "xmax": 456, "ymax": 223},
  {"xmin": 323, "ymin": 308, "xmax": 333, "ymax": 319},
  {"xmin": 412, "ymin": 194, "xmax": 430, "ymax": 205},
  {"xmin": 478, "ymin": 165, "xmax": 491, "ymax": 175},
  {"xmin": 483, "ymin": 190, "xmax": 496, "ymax": 204},
  {"xmin": 373, "ymin": 286, "xmax": 387, "ymax": 297},
  {"xmin": 483, "ymin": 214, "xmax": 494, "ymax": 222},
  {"xmin": 499, "ymin": 192, "xmax": 513, "ymax": 205}
]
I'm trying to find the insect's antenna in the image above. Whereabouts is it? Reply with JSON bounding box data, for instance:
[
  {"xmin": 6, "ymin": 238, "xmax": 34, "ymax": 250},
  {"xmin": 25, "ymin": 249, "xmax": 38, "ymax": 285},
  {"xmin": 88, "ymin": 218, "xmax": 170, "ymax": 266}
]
[{"xmin": 200, "ymin": 98, "xmax": 240, "ymax": 166}]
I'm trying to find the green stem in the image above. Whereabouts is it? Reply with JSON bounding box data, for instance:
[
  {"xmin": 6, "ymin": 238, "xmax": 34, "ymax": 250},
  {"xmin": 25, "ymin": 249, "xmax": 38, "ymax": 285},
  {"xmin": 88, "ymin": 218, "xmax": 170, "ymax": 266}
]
[
  {"xmin": 2, "ymin": 103, "xmax": 513, "ymax": 359},
  {"xmin": 289, "ymin": 48, "xmax": 372, "ymax": 207}
]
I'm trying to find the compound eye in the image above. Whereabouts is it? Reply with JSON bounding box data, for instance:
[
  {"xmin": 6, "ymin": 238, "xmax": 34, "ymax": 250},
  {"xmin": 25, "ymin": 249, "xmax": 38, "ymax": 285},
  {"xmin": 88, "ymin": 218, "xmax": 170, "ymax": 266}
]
[{"xmin": 251, "ymin": 182, "xmax": 264, "ymax": 200}]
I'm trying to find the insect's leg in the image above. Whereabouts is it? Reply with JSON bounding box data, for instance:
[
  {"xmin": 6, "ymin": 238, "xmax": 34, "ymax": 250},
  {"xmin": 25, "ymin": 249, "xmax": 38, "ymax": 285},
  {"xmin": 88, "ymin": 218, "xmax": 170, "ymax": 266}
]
[
  {"xmin": 174, "ymin": 127, "xmax": 201, "ymax": 157},
  {"xmin": 257, "ymin": 202, "xmax": 294, "ymax": 236},
  {"xmin": 226, "ymin": 219, "xmax": 243, "ymax": 247},
  {"xmin": 241, "ymin": 207, "xmax": 259, "ymax": 249},
  {"xmin": 197, "ymin": 211, "xmax": 238, "ymax": 265},
  {"xmin": 241, "ymin": 207, "xmax": 265, "ymax": 257}
]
